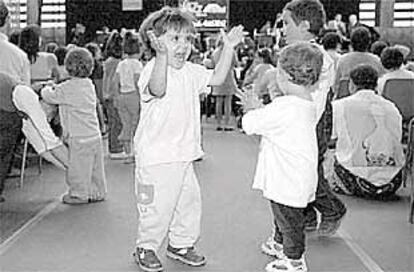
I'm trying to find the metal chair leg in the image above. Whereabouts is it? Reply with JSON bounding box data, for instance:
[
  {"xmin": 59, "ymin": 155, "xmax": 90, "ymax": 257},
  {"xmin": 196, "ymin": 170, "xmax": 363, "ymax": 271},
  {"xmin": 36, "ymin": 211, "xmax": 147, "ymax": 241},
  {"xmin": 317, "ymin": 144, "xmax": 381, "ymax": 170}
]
[{"xmin": 19, "ymin": 138, "xmax": 28, "ymax": 188}]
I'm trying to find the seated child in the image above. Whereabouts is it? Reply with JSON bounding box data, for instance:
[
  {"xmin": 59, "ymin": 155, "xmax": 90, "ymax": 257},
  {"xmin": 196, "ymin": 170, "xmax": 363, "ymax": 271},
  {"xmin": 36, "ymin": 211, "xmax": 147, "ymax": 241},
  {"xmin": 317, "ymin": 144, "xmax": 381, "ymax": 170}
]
[
  {"xmin": 41, "ymin": 48, "xmax": 107, "ymax": 205},
  {"xmin": 133, "ymin": 6, "xmax": 244, "ymax": 272},
  {"xmin": 242, "ymin": 42, "xmax": 324, "ymax": 272}
]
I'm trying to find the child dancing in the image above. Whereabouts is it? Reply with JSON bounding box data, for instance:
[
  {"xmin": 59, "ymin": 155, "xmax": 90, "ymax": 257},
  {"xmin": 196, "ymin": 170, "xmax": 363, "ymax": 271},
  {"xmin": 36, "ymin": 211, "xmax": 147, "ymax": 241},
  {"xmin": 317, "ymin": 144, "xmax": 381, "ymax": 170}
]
[
  {"xmin": 133, "ymin": 6, "xmax": 243, "ymax": 272},
  {"xmin": 242, "ymin": 42, "xmax": 324, "ymax": 272},
  {"xmin": 42, "ymin": 48, "xmax": 107, "ymax": 204}
]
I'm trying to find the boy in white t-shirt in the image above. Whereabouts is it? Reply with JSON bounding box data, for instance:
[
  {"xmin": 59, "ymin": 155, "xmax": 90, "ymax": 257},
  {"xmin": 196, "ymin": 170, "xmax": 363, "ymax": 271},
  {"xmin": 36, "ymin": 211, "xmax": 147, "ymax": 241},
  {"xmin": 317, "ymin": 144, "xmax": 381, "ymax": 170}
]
[
  {"xmin": 242, "ymin": 42, "xmax": 324, "ymax": 272},
  {"xmin": 133, "ymin": 6, "xmax": 244, "ymax": 272},
  {"xmin": 114, "ymin": 31, "xmax": 143, "ymax": 163}
]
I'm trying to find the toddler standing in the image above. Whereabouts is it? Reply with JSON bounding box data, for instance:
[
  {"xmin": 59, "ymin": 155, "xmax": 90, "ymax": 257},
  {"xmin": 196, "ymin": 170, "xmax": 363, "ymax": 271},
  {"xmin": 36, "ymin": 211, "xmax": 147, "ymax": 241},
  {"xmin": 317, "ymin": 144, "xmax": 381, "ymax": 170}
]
[
  {"xmin": 42, "ymin": 48, "xmax": 107, "ymax": 204},
  {"xmin": 242, "ymin": 42, "xmax": 324, "ymax": 272},
  {"xmin": 114, "ymin": 32, "xmax": 143, "ymax": 163},
  {"xmin": 133, "ymin": 6, "xmax": 243, "ymax": 272}
]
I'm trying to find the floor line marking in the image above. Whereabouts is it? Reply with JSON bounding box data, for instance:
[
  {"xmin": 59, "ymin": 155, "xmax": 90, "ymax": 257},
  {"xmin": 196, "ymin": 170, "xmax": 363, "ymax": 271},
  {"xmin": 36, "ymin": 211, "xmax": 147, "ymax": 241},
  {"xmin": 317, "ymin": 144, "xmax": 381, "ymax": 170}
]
[
  {"xmin": 338, "ymin": 229, "xmax": 385, "ymax": 272},
  {"xmin": 0, "ymin": 199, "xmax": 60, "ymax": 256}
]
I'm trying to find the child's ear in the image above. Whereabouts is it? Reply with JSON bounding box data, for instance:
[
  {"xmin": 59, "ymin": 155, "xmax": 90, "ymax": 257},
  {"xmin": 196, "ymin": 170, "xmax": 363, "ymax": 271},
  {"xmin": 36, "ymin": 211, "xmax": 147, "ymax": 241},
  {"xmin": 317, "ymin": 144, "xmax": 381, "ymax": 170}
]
[{"xmin": 299, "ymin": 20, "xmax": 311, "ymax": 33}]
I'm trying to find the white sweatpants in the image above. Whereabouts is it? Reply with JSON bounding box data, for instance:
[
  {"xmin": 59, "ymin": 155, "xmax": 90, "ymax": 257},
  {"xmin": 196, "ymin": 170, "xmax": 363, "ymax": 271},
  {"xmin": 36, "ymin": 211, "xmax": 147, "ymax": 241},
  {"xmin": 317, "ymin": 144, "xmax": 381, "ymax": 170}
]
[{"xmin": 135, "ymin": 162, "xmax": 202, "ymax": 251}]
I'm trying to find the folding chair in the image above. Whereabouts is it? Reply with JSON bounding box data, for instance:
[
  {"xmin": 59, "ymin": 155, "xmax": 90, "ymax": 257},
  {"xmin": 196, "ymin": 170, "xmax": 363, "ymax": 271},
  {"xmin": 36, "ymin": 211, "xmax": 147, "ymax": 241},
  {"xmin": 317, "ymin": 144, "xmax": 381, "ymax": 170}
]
[
  {"xmin": 405, "ymin": 117, "xmax": 414, "ymax": 224},
  {"xmin": 382, "ymin": 78, "xmax": 414, "ymax": 223},
  {"xmin": 382, "ymin": 78, "xmax": 414, "ymax": 122},
  {"xmin": 14, "ymin": 137, "xmax": 42, "ymax": 188},
  {"xmin": 336, "ymin": 78, "xmax": 350, "ymax": 99}
]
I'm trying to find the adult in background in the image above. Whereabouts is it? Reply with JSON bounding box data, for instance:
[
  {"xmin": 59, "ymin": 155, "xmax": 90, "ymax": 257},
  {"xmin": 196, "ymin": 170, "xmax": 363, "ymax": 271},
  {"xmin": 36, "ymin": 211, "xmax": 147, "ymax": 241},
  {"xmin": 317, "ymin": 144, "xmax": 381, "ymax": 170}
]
[
  {"xmin": 377, "ymin": 47, "xmax": 414, "ymax": 96},
  {"xmin": 0, "ymin": 1, "xmax": 30, "ymax": 84},
  {"xmin": 321, "ymin": 32, "xmax": 342, "ymax": 70},
  {"xmin": 334, "ymin": 27, "xmax": 384, "ymax": 97},
  {"xmin": 331, "ymin": 65, "xmax": 404, "ymax": 199},
  {"xmin": 19, "ymin": 24, "xmax": 59, "ymax": 84},
  {"xmin": 211, "ymin": 38, "xmax": 238, "ymax": 131}
]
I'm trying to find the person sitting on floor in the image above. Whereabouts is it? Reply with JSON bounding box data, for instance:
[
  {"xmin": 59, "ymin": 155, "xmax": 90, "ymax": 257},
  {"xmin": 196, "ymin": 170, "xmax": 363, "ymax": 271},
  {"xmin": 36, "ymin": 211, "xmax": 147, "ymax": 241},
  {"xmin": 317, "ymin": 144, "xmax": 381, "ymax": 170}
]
[{"xmin": 331, "ymin": 64, "xmax": 405, "ymax": 199}]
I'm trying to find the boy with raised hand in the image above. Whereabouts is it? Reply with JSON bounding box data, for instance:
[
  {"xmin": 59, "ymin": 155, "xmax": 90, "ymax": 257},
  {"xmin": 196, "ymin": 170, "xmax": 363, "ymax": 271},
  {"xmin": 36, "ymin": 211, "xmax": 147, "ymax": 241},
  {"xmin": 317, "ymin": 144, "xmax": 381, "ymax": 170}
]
[
  {"xmin": 133, "ymin": 6, "xmax": 244, "ymax": 272},
  {"xmin": 261, "ymin": 0, "xmax": 347, "ymax": 258}
]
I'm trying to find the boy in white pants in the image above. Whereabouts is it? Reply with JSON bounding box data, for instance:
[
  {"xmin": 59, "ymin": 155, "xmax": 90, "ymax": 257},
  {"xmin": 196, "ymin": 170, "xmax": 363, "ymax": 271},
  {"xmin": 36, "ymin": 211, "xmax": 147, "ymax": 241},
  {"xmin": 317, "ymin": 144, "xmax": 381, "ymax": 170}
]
[{"xmin": 133, "ymin": 6, "xmax": 244, "ymax": 272}]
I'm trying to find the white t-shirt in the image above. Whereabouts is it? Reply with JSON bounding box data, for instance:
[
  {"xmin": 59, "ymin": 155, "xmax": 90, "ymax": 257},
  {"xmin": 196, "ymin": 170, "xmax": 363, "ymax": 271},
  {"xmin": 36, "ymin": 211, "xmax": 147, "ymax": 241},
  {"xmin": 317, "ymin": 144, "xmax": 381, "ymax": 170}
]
[
  {"xmin": 242, "ymin": 96, "xmax": 318, "ymax": 208},
  {"xmin": 0, "ymin": 33, "xmax": 31, "ymax": 85},
  {"xmin": 134, "ymin": 60, "xmax": 213, "ymax": 167},
  {"xmin": 116, "ymin": 58, "xmax": 143, "ymax": 93},
  {"xmin": 310, "ymin": 43, "xmax": 335, "ymax": 122},
  {"xmin": 31, "ymin": 52, "xmax": 58, "ymax": 81},
  {"xmin": 332, "ymin": 90, "xmax": 404, "ymax": 185}
]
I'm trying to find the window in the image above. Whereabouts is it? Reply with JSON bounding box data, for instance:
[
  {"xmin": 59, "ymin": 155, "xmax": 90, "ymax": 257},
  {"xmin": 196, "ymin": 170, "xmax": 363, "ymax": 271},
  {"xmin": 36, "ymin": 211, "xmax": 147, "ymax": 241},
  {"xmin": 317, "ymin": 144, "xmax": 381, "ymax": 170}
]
[
  {"xmin": 5, "ymin": 0, "xmax": 66, "ymax": 29},
  {"xmin": 359, "ymin": 0, "xmax": 376, "ymax": 27},
  {"xmin": 394, "ymin": 0, "xmax": 414, "ymax": 27}
]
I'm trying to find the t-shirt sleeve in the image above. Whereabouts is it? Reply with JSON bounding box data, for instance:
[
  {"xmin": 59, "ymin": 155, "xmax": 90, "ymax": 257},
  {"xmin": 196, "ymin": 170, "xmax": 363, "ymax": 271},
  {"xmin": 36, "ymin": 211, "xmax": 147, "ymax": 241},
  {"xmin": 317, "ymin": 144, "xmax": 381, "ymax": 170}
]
[
  {"xmin": 242, "ymin": 102, "xmax": 286, "ymax": 136},
  {"xmin": 138, "ymin": 59, "xmax": 156, "ymax": 102},
  {"xmin": 191, "ymin": 63, "xmax": 213, "ymax": 95},
  {"xmin": 41, "ymin": 84, "xmax": 67, "ymax": 105}
]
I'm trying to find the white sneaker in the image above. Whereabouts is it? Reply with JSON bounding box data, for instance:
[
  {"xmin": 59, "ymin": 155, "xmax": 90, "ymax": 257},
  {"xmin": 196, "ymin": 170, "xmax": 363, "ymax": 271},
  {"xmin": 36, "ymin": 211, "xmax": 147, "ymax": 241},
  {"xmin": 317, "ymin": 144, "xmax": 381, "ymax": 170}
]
[
  {"xmin": 265, "ymin": 256, "xmax": 308, "ymax": 272},
  {"xmin": 109, "ymin": 152, "xmax": 128, "ymax": 160},
  {"xmin": 261, "ymin": 236, "xmax": 285, "ymax": 259}
]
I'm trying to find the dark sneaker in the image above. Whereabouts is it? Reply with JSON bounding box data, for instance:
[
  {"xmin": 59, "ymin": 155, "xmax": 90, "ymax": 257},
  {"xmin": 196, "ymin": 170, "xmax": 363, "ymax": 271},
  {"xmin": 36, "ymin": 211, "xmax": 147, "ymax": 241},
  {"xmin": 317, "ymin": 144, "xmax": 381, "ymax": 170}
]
[
  {"xmin": 166, "ymin": 245, "xmax": 206, "ymax": 267},
  {"xmin": 318, "ymin": 213, "xmax": 346, "ymax": 236},
  {"xmin": 133, "ymin": 248, "xmax": 163, "ymax": 272},
  {"xmin": 304, "ymin": 220, "xmax": 318, "ymax": 232}
]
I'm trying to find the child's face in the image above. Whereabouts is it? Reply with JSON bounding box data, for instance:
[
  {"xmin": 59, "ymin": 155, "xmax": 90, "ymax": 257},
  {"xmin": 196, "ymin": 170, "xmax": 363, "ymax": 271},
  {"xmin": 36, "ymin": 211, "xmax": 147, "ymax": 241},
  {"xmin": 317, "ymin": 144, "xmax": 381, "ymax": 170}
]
[
  {"xmin": 159, "ymin": 29, "xmax": 193, "ymax": 69},
  {"xmin": 282, "ymin": 10, "xmax": 307, "ymax": 44}
]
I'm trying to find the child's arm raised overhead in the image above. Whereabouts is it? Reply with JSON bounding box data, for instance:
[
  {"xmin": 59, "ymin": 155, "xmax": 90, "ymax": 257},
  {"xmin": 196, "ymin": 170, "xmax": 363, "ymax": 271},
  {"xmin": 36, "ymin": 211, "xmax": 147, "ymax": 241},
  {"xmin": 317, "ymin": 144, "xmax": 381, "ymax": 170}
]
[
  {"xmin": 147, "ymin": 30, "xmax": 168, "ymax": 98},
  {"xmin": 209, "ymin": 26, "xmax": 244, "ymax": 86}
]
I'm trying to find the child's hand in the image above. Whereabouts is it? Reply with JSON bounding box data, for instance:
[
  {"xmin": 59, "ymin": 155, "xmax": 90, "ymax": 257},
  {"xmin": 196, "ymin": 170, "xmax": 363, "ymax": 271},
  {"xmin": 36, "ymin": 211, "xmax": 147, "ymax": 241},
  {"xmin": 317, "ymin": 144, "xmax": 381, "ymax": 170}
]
[
  {"xmin": 221, "ymin": 25, "xmax": 244, "ymax": 49},
  {"xmin": 147, "ymin": 30, "xmax": 167, "ymax": 55},
  {"xmin": 235, "ymin": 88, "xmax": 263, "ymax": 112}
]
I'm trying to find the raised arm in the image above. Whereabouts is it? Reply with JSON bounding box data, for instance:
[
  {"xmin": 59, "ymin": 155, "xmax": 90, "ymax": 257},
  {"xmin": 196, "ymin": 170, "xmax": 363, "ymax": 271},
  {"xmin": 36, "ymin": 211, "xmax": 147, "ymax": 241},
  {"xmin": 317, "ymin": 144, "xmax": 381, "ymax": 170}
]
[
  {"xmin": 147, "ymin": 31, "xmax": 168, "ymax": 98},
  {"xmin": 209, "ymin": 26, "xmax": 244, "ymax": 86}
]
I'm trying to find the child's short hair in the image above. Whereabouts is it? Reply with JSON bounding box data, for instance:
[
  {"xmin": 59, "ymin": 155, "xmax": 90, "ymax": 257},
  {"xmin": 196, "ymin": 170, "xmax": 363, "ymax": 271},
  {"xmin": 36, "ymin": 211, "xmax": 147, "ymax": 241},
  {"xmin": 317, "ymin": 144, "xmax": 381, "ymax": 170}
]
[
  {"xmin": 123, "ymin": 31, "xmax": 141, "ymax": 55},
  {"xmin": 64, "ymin": 47, "xmax": 94, "ymax": 78},
  {"xmin": 54, "ymin": 46, "xmax": 68, "ymax": 66},
  {"xmin": 257, "ymin": 48, "xmax": 273, "ymax": 65},
  {"xmin": 85, "ymin": 42, "xmax": 101, "ymax": 59},
  {"xmin": 278, "ymin": 42, "xmax": 323, "ymax": 86},
  {"xmin": 139, "ymin": 6, "xmax": 196, "ymax": 53},
  {"xmin": 381, "ymin": 47, "xmax": 404, "ymax": 70},
  {"xmin": 349, "ymin": 64, "xmax": 378, "ymax": 90},
  {"xmin": 322, "ymin": 32, "xmax": 341, "ymax": 51},
  {"xmin": 284, "ymin": 0, "xmax": 326, "ymax": 37},
  {"xmin": 45, "ymin": 42, "xmax": 58, "ymax": 53}
]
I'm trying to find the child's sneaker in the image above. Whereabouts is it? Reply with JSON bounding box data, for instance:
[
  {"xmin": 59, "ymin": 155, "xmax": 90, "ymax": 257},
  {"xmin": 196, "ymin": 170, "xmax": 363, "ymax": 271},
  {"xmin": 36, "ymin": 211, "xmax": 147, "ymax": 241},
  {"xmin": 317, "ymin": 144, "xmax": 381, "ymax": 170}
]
[
  {"xmin": 133, "ymin": 247, "xmax": 163, "ymax": 272},
  {"xmin": 61, "ymin": 194, "xmax": 89, "ymax": 205},
  {"xmin": 318, "ymin": 212, "xmax": 346, "ymax": 236},
  {"xmin": 166, "ymin": 245, "xmax": 206, "ymax": 267},
  {"xmin": 304, "ymin": 220, "xmax": 318, "ymax": 232},
  {"xmin": 261, "ymin": 236, "xmax": 285, "ymax": 259},
  {"xmin": 265, "ymin": 256, "xmax": 308, "ymax": 272}
]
